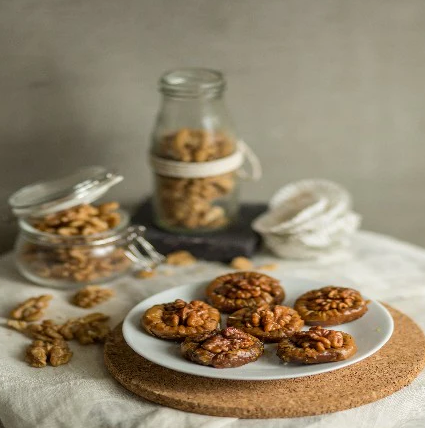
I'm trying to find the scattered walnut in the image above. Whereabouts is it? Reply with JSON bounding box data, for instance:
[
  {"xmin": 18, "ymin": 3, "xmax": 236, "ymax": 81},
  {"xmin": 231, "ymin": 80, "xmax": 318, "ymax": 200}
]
[
  {"xmin": 72, "ymin": 285, "xmax": 115, "ymax": 308},
  {"xmin": 155, "ymin": 129, "xmax": 236, "ymax": 230},
  {"xmin": 10, "ymin": 295, "xmax": 53, "ymax": 322},
  {"xmin": 7, "ymin": 319, "xmax": 28, "ymax": 332},
  {"xmin": 294, "ymin": 286, "xmax": 369, "ymax": 326},
  {"xmin": 276, "ymin": 326, "xmax": 357, "ymax": 364},
  {"xmin": 25, "ymin": 339, "xmax": 73, "ymax": 368},
  {"xmin": 257, "ymin": 263, "xmax": 278, "ymax": 271},
  {"xmin": 166, "ymin": 250, "xmax": 197, "ymax": 266},
  {"xmin": 206, "ymin": 272, "xmax": 285, "ymax": 313},
  {"xmin": 21, "ymin": 313, "xmax": 110, "ymax": 345},
  {"xmin": 142, "ymin": 299, "xmax": 220, "ymax": 340},
  {"xmin": 230, "ymin": 257, "xmax": 253, "ymax": 270},
  {"xmin": 135, "ymin": 269, "xmax": 156, "ymax": 279}
]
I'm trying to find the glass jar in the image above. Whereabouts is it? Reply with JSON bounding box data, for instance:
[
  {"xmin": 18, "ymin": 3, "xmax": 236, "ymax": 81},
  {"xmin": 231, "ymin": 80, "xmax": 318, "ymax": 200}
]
[
  {"xmin": 9, "ymin": 167, "xmax": 164, "ymax": 288},
  {"xmin": 150, "ymin": 68, "xmax": 241, "ymax": 233}
]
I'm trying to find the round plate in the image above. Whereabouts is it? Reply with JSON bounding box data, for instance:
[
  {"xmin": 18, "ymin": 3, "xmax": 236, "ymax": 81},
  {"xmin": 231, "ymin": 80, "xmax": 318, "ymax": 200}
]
[{"xmin": 122, "ymin": 276, "xmax": 394, "ymax": 380}]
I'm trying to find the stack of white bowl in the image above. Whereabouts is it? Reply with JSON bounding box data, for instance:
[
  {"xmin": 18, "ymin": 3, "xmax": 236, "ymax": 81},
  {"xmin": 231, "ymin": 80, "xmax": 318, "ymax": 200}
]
[{"xmin": 252, "ymin": 179, "xmax": 361, "ymax": 261}]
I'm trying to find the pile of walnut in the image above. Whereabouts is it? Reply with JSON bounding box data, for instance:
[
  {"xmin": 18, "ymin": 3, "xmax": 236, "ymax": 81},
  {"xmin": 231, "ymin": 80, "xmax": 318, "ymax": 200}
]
[
  {"xmin": 7, "ymin": 293, "xmax": 111, "ymax": 368},
  {"xmin": 156, "ymin": 129, "xmax": 236, "ymax": 230},
  {"xmin": 20, "ymin": 202, "xmax": 131, "ymax": 283}
]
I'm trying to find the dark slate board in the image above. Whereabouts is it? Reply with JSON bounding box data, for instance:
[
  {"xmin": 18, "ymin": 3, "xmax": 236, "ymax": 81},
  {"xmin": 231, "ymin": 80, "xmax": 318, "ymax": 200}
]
[{"xmin": 131, "ymin": 199, "xmax": 266, "ymax": 262}]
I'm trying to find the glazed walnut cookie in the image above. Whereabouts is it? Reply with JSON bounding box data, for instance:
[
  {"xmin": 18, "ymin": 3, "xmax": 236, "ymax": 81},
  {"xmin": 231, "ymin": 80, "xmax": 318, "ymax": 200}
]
[
  {"xmin": 181, "ymin": 327, "xmax": 264, "ymax": 368},
  {"xmin": 294, "ymin": 286, "xmax": 369, "ymax": 326},
  {"xmin": 206, "ymin": 272, "xmax": 285, "ymax": 313},
  {"xmin": 277, "ymin": 326, "xmax": 357, "ymax": 364},
  {"xmin": 141, "ymin": 299, "xmax": 220, "ymax": 340},
  {"xmin": 227, "ymin": 305, "xmax": 304, "ymax": 342}
]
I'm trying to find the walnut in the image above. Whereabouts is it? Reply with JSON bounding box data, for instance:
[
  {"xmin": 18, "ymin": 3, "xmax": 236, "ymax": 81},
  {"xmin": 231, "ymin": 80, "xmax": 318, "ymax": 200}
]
[
  {"xmin": 230, "ymin": 257, "xmax": 253, "ymax": 270},
  {"xmin": 276, "ymin": 326, "xmax": 357, "ymax": 364},
  {"xmin": 141, "ymin": 299, "xmax": 220, "ymax": 340},
  {"xmin": 155, "ymin": 129, "xmax": 236, "ymax": 230},
  {"xmin": 25, "ymin": 339, "xmax": 73, "ymax": 368},
  {"xmin": 181, "ymin": 327, "xmax": 264, "ymax": 368},
  {"xmin": 206, "ymin": 272, "xmax": 285, "ymax": 313},
  {"xmin": 7, "ymin": 319, "xmax": 28, "ymax": 332},
  {"xmin": 294, "ymin": 286, "xmax": 369, "ymax": 326},
  {"xmin": 21, "ymin": 313, "xmax": 110, "ymax": 345},
  {"xmin": 72, "ymin": 285, "xmax": 115, "ymax": 308},
  {"xmin": 257, "ymin": 263, "xmax": 278, "ymax": 271},
  {"xmin": 166, "ymin": 251, "xmax": 197, "ymax": 266},
  {"xmin": 227, "ymin": 305, "xmax": 304, "ymax": 342},
  {"xmin": 10, "ymin": 295, "xmax": 53, "ymax": 322},
  {"xmin": 135, "ymin": 269, "xmax": 156, "ymax": 279}
]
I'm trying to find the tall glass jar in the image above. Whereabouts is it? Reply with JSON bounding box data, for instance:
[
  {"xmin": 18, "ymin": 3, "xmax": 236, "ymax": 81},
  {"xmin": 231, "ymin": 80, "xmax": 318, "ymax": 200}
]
[{"xmin": 150, "ymin": 68, "xmax": 241, "ymax": 233}]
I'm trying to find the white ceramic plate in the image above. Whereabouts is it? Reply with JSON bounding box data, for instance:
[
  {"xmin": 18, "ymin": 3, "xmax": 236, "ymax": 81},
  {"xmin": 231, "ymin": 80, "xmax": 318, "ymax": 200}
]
[{"xmin": 122, "ymin": 276, "xmax": 394, "ymax": 380}]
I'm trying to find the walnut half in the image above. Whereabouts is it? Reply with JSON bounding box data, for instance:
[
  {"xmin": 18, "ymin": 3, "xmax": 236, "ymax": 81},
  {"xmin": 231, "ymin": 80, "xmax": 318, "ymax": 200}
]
[
  {"xmin": 25, "ymin": 339, "xmax": 73, "ymax": 368},
  {"xmin": 10, "ymin": 295, "xmax": 53, "ymax": 322}
]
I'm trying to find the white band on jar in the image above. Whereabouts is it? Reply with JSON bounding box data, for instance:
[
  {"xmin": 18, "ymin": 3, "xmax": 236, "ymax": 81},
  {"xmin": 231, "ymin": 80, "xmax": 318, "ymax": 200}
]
[{"xmin": 150, "ymin": 140, "xmax": 262, "ymax": 180}]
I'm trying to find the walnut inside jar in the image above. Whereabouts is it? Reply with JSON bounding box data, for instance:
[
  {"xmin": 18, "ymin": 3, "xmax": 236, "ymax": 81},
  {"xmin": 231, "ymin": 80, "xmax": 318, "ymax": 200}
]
[
  {"xmin": 18, "ymin": 202, "xmax": 132, "ymax": 284},
  {"xmin": 276, "ymin": 326, "xmax": 357, "ymax": 364},
  {"xmin": 141, "ymin": 299, "xmax": 220, "ymax": 340},
  {"xmin": 181, "ymin": 327, "xmax": 264, "ymax": 369},
  {"xmin": 294, "ymin": 286, "xmax": 369, "ymax": 326},
  {"xmin": 227, "ymin": 304, "xmax": 304, "ymax": 342},
  {"xmin": 206, "ymin": 272, "xmax": 285, "ymax": 313},
  {"xmin": 155, "ymin": 129, "xmax": 237, "ymax": 230}
]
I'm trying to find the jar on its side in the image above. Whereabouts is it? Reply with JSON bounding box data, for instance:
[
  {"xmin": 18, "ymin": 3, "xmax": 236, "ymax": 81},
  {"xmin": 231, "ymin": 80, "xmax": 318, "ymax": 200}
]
[
  {"xmin": 150, "ymin": 68, "xmax": 241, "ymax": 233},
  {"xmin": 15, "ymin": 211, "xmax": 158, "ymax": 288}
]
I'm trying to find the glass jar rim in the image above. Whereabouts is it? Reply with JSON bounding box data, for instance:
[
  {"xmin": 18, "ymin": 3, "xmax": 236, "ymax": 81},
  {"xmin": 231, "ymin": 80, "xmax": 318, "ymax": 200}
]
[
  {"xmin": 18, "ymin": 209, "xmax": 130, "ymax": 246},
  {"xmin": 159, "ymin": 68, "xmax": 225, "ymax": 99}
]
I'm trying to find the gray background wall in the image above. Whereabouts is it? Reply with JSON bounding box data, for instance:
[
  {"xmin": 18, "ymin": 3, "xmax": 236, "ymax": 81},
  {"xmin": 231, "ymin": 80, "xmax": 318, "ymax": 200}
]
[{"xmin": 1, "ymin": 0, "xmax": 425, "ymax": 253}]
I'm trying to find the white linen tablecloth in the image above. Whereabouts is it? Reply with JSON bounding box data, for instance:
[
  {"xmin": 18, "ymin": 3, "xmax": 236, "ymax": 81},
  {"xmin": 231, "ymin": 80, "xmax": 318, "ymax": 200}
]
[{"xmin": 0, "ymin": 230, "xmax": 424, "ymax": 428}]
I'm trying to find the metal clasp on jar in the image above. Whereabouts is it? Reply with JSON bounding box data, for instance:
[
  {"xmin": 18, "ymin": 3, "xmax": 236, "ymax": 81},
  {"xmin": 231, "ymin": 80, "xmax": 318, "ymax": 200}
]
[{"xmin": 124, "ymin": 225, "xmax": 165, "ymax": 271}]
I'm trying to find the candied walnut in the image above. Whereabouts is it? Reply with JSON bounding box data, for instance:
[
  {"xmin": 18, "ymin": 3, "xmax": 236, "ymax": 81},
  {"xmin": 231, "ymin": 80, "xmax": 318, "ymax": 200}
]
[
  {"xmin": 277, "ymin": 326, "xmax": 357, "ymax": 364},
  {"xmin": 230, "ymin": 257, "xmax": 253, "ymax": 270},
  {"xmin": 166, "ymin": 250, "xmax": 197, "ymax": 266},
  {"xmin": 206, "ymin": 272, "xmax": 285, "ymax": 313},
  {"xmin": 25, "ymin": 339, "xmax": 72, "ymax": 368},
  {"xmin": 72, "ymin": 285, "xmax": 115, "ymax": 308},
  {"xmin": 141, "ymin": 299, "xmax": 220, "ymax": 340},
  {"xmin": 135, "ymin": 269, "xmax": 156, "ymax": 279},
  {"xmin": 294, "ymin": 286, "xmax": 369, "ymax": 326},
  {"xmin": 10, "ymin": 295, "xmax": 53, "ymax": 322},
  {"xmin": 227, "ymin": 305, "xmax": 304, "ymax": 342},
  {"xmin": 181, "ymin": 327, "xmax": 264, "ymax": 368}
]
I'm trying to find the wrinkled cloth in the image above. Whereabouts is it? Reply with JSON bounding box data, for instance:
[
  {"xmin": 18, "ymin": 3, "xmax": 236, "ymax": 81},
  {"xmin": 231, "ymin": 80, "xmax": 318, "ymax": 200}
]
[{"xmin": 0, "ymin": 230, "xmax": 424, "ymax": 428}]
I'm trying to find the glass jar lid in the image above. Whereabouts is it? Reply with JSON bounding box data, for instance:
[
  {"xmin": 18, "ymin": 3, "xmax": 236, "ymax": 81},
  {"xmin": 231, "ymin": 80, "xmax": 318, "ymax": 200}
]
[{"xmin": 9, "ymin": 166, "xmax": 123, "ymax": 218}]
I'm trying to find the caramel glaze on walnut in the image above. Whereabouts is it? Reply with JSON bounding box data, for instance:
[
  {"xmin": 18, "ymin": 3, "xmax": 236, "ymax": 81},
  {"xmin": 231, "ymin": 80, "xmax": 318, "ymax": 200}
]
[
  {"xmin": 181, "ymin": 327, "xmax": 264, "ymax": 369},
  {"xmin": 206, "ymin": 272, "xmax": 285, "ymax": 314},
  {"xmin": 277, "ymin": 326, "xmax": 357, "ymax": 364},
  {"xmin": 294, "ymin": 286, "xmax": 369, "ymax": 326},
  {"xmin": 141, "ymin": 299, "xmax": 220, "ymax": 341},
  {"xmin": 227, "ymin": 304, "xmax": 304, "ymax": 342}
]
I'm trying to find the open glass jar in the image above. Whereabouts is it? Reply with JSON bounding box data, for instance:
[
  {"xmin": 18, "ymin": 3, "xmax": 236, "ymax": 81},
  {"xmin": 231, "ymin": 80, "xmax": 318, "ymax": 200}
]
[
  {"xmin": 150, "ymin": 68, "xmax": 243, "ymax": 233},
  {"xmin": 9, "ymin": 167, "xmax": 164, "ymax": 288}
]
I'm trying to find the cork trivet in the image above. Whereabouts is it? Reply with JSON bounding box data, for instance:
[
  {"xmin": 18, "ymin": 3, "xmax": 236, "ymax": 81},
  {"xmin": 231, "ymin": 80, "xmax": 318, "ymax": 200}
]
[{"xmin": 104, "ymin": 305, "xmax": 425, "ymax": 418}]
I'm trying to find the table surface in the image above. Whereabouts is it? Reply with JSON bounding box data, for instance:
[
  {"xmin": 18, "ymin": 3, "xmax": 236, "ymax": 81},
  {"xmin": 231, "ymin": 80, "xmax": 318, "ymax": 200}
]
[{"xmin": 1, "ymin": 230, "xmax": 425, "ymax": 428}]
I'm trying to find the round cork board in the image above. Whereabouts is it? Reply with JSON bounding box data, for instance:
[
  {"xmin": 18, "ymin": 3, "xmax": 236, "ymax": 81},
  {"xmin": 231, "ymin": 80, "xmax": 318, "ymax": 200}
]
[{"xmin": 104, "ymin": 305, "xmax": 425, "ymax": 418}]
